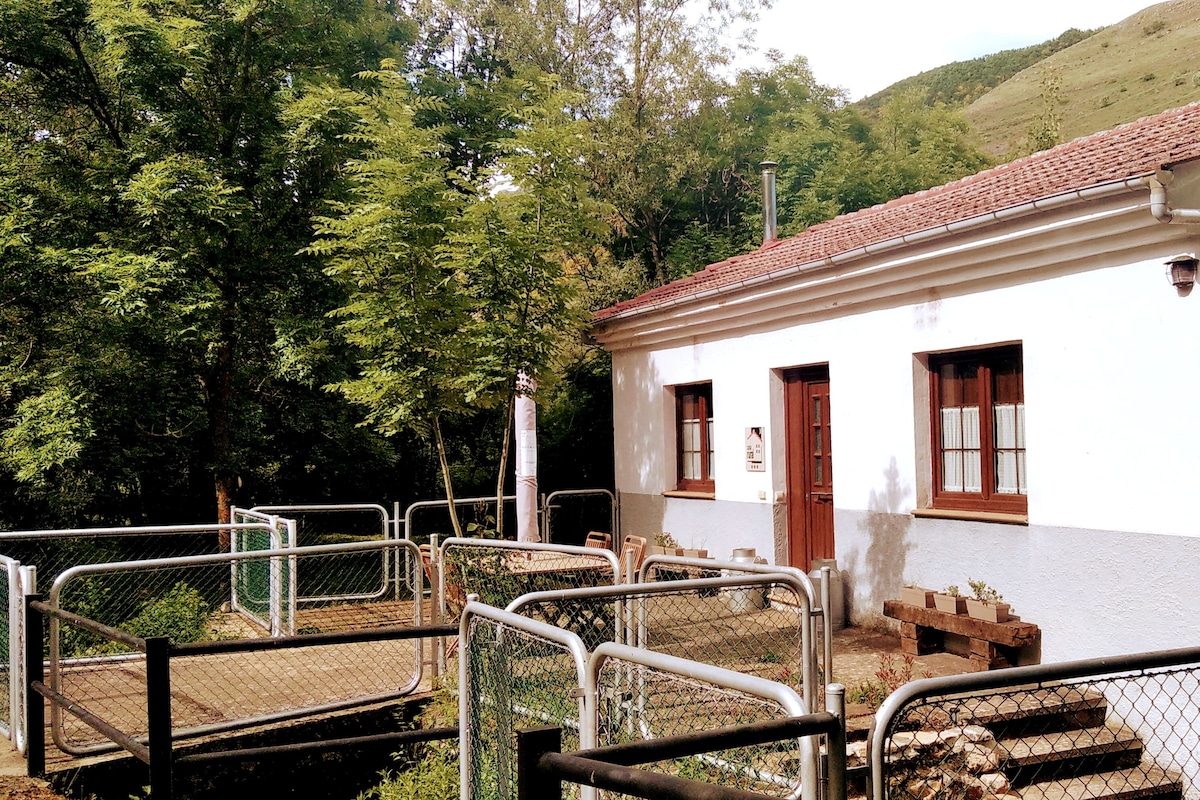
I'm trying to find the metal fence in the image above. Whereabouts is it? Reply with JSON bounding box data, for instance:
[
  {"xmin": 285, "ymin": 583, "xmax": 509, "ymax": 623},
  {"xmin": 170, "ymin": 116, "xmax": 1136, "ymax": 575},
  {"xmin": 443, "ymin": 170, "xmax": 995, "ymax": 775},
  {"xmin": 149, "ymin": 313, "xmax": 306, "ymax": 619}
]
[
  {"xmin": 438, "ymin": 539, "xmax": 621, "ymax": 624},
  {"xmin": 460, "ymin": 602, "xmax": 592, "ymax": 800},
  {"xmin": 541, "ymin": 490, "xmax": 617, "ymax": 546},
  {"xmin": 0, "ymin": 522, "xmax": 258, "ymax": 749},
  {"xmin": 45, "ymin": 539, "xmax": 424, "ymax": 755},
  {"xmin": 871, "ymin": 645, "xmax": 1200, "ymax": 800},
  {"xmin": 0, "ymin": 556, "xmax": 32, "ymax": 749},
  {"xmin": 506, "ymin": 574, "xmax": 816, "ymax": 710},
  {"xmin": 591, "ymin": 642, "xmax": 817, "ymax": 800},
  {"xmin": 640, "ymin": 554, "xmax": 831, "ymax": 687},
  {"xmin": 25, "ymin": 593, "xmax": 457, "ymax": 800},
  {"xmin": 403, "ymin": 491, "xmax": 618, "ymax": 549},
  {"xmin": 460, "ymin": 597, "xmax": 825, "ymax": 800},
  {"xmin": 248, "ymin": 503, "xmax": 394, "ymax": 546}
]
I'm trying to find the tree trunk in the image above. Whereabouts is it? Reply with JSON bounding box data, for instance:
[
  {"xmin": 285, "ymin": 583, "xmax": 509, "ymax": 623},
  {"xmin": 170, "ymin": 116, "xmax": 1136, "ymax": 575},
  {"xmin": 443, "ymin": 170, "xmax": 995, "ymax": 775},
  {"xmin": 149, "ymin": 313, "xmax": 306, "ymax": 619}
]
[
  {"xmin": 432, "ymin": 416, "xmax": 464, "ymax": 538},
  {"xmin": 211, "ymin": 284, "xmax": 237, "ymax": 548},
  {"xmin": 495, "ymin": 389, "xmax": 516, "ymax": 539}
]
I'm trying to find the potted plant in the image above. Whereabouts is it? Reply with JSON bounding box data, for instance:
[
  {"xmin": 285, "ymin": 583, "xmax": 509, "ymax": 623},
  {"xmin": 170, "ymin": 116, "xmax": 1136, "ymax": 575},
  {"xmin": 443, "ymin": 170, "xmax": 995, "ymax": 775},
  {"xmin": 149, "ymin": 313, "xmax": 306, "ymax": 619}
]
[
  {"xmin": 933, "ymin": 584, "xmax": 966, "ymax": 615},
  {"xmin": 900, "ymin": 585, "xmax": 935, "ymax": 608},
  {"xmin": 965, "ymin": 579, "xmax": 1011, "ymax": 623},
  {"xmin": 648, "ymin": 532, "xmax": 683, "ymax": 557}
]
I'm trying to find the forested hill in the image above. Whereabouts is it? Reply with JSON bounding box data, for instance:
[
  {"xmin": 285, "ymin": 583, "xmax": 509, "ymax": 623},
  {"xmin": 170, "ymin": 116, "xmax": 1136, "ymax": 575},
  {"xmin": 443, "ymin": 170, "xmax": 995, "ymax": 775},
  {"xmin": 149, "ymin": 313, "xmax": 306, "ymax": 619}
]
[
  {"xmin": 858, "ymin": 0, "xmax": 1200, "ymax": 159},
  {"xmin": 858, "ymin": 28, "xmax": 1096, "ymax": 111}
]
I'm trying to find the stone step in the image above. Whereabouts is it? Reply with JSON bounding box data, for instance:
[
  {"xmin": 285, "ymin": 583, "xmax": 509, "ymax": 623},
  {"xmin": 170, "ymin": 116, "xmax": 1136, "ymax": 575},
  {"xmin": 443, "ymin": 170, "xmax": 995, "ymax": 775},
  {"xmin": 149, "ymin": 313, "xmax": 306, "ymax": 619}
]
[
  {"xmin": 1013, "ymin": 765, "xmax": 1182, "ymax": 800},
  {"xmin": 952, "ymin": 686, "xmax": 1109, "ymax": 737},
  {"xmin": 1001, "ymin": 725, "xmax": 1143, "ymax": 786}
]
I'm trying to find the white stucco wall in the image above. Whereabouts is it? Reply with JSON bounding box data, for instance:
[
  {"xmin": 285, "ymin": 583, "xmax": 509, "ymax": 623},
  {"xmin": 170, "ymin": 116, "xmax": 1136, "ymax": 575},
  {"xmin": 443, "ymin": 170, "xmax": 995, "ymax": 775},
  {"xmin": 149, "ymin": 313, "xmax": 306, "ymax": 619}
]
[{"xmin": 607, "ymin": 188, "xmax": 1200, "ymax": 663}]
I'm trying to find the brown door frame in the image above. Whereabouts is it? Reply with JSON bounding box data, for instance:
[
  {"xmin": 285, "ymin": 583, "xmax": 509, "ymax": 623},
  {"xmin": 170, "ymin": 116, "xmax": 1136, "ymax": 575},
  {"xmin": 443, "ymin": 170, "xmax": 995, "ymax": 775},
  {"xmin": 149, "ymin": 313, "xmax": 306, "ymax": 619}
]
[{"xmin": 783, "ymin": 365, "xmax": 834, "ymax": 572}]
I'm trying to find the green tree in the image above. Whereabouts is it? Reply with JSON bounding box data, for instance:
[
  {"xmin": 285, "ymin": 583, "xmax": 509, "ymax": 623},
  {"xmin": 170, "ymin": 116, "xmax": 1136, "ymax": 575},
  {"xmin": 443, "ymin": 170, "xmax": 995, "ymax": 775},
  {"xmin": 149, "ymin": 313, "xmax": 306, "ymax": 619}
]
[
  {"xmin": 448, "ymin": 76, "xmax": 607, "ymax": 532},
  {"xmin": 0, "ymin": 0, "xmax": 410, "ymax": 527},
  {"xmin": 314, "ymin": 70, "xmax": 606, "ymax": 537},
  {"xmin": 310, "ymin": 67, "xmax": 473, "ymax": 535},
  {"xmin": 773, "ymin": 89, "xmax": 991, "ymax": 231}
]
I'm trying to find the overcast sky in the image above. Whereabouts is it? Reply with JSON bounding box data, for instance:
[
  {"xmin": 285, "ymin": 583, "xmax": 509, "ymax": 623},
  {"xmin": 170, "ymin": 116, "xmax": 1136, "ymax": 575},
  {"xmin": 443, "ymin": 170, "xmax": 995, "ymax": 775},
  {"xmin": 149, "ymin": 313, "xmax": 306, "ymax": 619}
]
[{"xmin": 739, "ymin": 1, "xmax": 1158, "ymax": 100}]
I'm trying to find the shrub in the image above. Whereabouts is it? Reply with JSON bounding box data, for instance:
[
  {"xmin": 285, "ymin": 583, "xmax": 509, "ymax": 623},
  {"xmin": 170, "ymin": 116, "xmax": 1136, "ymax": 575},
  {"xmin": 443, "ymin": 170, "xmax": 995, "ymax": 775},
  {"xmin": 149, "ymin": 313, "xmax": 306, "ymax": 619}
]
[
  {"xmin": 358, "ymin": 751, "xmax": 457, "ymax": 800},
  {"xmin": 124, "ymin": 582, "xmax": 213, "ymax": 644}
]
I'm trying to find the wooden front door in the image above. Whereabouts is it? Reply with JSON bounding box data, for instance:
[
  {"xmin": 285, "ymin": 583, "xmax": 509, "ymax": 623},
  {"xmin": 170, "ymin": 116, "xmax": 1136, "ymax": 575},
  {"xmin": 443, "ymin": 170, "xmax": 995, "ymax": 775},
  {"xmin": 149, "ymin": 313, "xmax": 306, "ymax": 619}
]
[{"xmin": 784, "ymin": 366, "xmax": 834, "ymax": 572}]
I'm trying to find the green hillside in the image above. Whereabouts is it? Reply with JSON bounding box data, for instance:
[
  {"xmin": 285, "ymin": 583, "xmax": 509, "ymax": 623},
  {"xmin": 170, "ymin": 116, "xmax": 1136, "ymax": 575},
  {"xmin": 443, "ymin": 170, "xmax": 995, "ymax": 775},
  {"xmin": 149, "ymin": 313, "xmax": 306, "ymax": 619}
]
[
  {"xmin": 858, "ymin": 28, "xmax": 1096, "ymax": 111},
  {"xmin": 966, "ymin": 0, "xmax": 1200, "ymax": 156},
  {"xmin": 858, "ymin": 0, "xmax": 1200, "ymax": 160}
]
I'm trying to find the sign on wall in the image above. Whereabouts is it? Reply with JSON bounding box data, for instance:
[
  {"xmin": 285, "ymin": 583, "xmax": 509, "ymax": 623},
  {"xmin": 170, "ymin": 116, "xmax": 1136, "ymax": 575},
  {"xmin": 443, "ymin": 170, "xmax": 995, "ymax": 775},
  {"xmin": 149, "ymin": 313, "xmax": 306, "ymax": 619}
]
[{"xmin": 745, "ymin": 426, "xmax": 765, "ymax": 472}]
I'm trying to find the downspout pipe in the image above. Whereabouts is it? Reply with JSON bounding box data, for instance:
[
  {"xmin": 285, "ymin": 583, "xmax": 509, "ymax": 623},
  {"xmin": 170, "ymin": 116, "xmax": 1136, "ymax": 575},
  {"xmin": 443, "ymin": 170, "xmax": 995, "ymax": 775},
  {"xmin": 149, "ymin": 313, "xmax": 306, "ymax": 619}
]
[{"xmin": 1147, "ymin": 168, "xmax": 1200, "ymax": 224}]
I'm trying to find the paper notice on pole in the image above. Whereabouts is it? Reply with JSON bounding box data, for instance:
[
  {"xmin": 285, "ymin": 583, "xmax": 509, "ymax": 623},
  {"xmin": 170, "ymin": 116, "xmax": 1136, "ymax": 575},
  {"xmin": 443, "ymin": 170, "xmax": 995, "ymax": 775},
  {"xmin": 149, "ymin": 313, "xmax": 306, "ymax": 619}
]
[{"xmin": 519, "ymin": 430, "xmax": 538, "ymax": 478}]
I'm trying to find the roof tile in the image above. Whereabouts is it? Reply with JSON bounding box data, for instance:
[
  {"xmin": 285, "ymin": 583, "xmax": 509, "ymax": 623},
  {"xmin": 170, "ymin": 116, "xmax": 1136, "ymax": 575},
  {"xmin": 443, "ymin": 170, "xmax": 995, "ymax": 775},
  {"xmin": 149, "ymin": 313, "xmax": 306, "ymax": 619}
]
[{"xmin": 596, "ymin": 101, "xmax": 1200, "ymax": 322}]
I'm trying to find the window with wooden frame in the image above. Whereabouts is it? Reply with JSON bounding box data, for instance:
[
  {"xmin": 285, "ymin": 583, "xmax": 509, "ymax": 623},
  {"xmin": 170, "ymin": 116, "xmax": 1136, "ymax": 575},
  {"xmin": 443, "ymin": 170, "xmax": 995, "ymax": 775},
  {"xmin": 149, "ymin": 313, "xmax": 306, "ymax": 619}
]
[
  {"xmin": 930, "ymin": 345, "xmax": 1026, "ymax": 513},
  {"xmin": 675, "ymin": 383, "xmax": 715, "ymax": 493}
]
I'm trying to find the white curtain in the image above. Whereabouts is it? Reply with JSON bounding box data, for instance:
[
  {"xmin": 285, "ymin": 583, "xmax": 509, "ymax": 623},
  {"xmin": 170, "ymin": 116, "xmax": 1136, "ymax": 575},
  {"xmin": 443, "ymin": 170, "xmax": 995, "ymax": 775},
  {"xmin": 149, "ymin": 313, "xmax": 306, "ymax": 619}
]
[
  {"xmin": 993, "ymin": 403, "xmax": 1026, "ymax": 495},
  {"xmin": 941, "ymin": 406, "xmax": 981, "ymax": 493}
]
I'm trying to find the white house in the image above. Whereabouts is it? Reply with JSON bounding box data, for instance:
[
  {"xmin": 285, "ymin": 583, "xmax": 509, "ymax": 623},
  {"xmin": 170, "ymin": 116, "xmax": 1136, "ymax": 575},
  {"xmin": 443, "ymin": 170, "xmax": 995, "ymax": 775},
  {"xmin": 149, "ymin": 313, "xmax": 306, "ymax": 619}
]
[{"xmin": 592, "ymin": 102, "xmax": 1200, "ymax": 664}]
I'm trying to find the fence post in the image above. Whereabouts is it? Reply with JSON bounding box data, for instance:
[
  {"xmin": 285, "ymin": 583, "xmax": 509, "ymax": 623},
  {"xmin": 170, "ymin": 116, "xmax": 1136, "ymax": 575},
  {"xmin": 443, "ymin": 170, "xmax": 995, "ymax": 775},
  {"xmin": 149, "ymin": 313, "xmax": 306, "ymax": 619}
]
[
  {"xmin": 516, "ymin": 726, "xmax": 562, "ymax": 800},
  {"xmin": 145, "ymin": 636, "xmax": 173, "ymax": 800},
  {"xmin": 825, "ymin": 684, "xmax": 847, "ymax": 800},
  {"xmin": 24, "ymin": 594, "xmax": 44, "ymax": 778}
]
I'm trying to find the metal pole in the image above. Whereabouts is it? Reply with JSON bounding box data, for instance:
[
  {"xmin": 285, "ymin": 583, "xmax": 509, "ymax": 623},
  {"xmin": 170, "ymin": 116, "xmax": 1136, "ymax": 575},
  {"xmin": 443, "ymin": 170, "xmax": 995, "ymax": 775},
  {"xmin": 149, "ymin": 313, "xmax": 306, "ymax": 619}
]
[
  {"xmin": 821, "ymin": 566, "xmax": 834, "ymax": 687},
  {"xmin": 825, "ymin": 684, "xmax": 847, "ymax": 800},
  {"xmin": 516, "ymin": 726, "xmax": 563, "ymax": 800},
  {"xmin": 145, "ymin": 636, "xmax": 173, "ymax": 800},
  {"xmin": 24, "ymin": 594, "xmax": 44, "ymax": 778}
]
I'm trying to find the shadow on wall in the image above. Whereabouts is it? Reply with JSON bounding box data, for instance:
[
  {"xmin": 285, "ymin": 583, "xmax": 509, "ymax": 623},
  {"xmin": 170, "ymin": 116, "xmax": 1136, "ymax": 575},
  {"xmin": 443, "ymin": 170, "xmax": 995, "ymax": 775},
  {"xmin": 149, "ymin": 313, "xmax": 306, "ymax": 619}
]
[{"xmin": 846, "ymin": 457, "xmax": 913, "ymax": 623}]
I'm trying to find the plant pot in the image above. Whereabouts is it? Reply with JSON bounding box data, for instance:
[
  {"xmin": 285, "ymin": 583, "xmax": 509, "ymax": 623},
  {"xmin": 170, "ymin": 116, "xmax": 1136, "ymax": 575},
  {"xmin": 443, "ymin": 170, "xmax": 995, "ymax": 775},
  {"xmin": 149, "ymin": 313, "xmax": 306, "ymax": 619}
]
[
  {"xmin": 648, "ymin": 546, "xmax": 683, "ymax": 557},
  {"xmin": 966, "ymin": 599, "xmax": 1011, "ymax": 623},
  {"xmin": 683, "ymin": 548, "xmax": 709, "ymax": 559},
  {"xmin": 933, "ymin": 593, "xmax": 966, "ymax": 614},
  {"xmin": 900, "ymin": 586, "xmax": 935, "ymax": 608}
]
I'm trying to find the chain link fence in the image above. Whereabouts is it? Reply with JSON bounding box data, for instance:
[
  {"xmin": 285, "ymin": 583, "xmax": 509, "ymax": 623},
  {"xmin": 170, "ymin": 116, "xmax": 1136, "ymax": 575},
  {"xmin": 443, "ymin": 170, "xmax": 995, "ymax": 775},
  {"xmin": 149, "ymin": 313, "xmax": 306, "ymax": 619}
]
[
  {"xmin": 248, "ymin": 504, "xmax": 393, "ymax": 547},
  {"xmin": 541, "ymin": 490, "xmax": 617, "ymax": 547},
  {"xmin": 0, "ymin": 526, "xmax": 228, "ymax": 591},
  {"xmin": 592, "ymin": 643, "xmax": 815, "ymax": 800},
  {"xmin": 439, "ymin": 539, "xmax": 620, "ymax": 625},
  {"xmin": 45, "ymin": 539, "xmax": 424, "ymax": 755},
  {"xmin": 0, "ymin": 557, "xmax": 16, "ymax": 740},
  {"xmin": 461, "ymin": 604, "xmax": 591, "ymax": 800},
  {"xmin": 873, "ymin": 648, "xmax": 1200, "ymax": 800},
  {"xmin": 507, "ymin": 575, "xmax": 814, "ymax": 707}
]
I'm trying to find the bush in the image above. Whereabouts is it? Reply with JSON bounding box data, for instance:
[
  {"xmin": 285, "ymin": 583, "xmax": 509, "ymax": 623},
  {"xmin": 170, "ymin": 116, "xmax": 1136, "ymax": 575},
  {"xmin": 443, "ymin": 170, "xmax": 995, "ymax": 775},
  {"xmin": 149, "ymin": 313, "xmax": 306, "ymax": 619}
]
[
  {"xmin": 123, "ymin": 581, "xmax": 213, "ymax": 644},
  {"xmin": 358, "ymin": 751, "xmax": 458, "ymax": 800}
]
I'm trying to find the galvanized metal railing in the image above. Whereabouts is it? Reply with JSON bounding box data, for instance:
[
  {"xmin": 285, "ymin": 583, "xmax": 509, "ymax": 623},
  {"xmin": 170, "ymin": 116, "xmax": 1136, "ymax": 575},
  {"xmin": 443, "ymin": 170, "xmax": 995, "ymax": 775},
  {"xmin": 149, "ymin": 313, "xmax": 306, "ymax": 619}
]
[
  {"xmin": 871, "ymin": 645, "xmax": 1200, "ymax": 800},
  {"xmin": 46, "ymin": 538, "xmax": 424, "ymax": 756},
  {"xmin": 26, "ymin": 591, "xmax": 456, "ymax": 800}
]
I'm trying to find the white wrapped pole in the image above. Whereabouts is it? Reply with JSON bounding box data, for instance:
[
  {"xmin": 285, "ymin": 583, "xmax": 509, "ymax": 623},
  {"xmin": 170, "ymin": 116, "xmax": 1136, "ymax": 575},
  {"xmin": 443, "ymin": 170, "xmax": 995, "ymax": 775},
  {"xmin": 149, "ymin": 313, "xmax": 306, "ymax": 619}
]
[{"xmin": 515, "ymin": 372, "xmax": 539, "ymax": 542}]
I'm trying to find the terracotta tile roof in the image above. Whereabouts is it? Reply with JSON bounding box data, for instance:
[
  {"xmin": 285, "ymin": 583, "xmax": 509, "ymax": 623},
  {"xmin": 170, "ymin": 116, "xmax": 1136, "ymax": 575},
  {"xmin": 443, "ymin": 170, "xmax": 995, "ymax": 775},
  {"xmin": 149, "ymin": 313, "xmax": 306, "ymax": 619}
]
[{"xmin": 595, "ymin": 101, "xmax": 1200, "ymax": 322}]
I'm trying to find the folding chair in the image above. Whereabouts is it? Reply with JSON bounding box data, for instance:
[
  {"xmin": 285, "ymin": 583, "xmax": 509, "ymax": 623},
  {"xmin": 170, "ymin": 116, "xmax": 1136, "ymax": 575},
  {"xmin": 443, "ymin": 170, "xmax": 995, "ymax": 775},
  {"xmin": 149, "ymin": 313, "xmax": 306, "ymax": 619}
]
[
  {"xmin": 584, "ymin": 531, "xmax": 611, "ymax": 550},
  {"xmin": 618, "ymin": 534, "xmax": 647, "ymax": 579}
]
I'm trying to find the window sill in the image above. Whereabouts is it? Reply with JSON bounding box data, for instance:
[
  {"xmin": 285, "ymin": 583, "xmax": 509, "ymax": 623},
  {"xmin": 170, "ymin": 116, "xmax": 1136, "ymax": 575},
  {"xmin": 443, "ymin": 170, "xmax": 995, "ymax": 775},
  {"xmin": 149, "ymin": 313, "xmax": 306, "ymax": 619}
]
[
  {"xmin": 911, "ymin": 507, "xmax": 1028, "ymax": 526},
  {"xmin": 663, "ymin": 490, "xmax": 716, "ymax": 501}
]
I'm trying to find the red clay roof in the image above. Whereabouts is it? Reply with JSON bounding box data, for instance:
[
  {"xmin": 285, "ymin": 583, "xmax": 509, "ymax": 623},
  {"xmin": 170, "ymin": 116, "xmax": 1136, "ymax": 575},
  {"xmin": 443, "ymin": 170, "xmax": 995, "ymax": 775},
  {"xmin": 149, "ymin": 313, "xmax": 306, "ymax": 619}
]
[{"xmin": 595, "ymin": 101, "xmax": 1200, "ymax": 322}]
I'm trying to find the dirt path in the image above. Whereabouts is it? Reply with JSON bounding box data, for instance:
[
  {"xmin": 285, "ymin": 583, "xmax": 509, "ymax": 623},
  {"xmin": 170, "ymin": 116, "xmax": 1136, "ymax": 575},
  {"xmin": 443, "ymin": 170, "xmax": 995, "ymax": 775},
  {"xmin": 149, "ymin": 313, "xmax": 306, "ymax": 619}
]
[{"xmin": 0, "ymin": 776, "xmax": 66, "ymax": 799}]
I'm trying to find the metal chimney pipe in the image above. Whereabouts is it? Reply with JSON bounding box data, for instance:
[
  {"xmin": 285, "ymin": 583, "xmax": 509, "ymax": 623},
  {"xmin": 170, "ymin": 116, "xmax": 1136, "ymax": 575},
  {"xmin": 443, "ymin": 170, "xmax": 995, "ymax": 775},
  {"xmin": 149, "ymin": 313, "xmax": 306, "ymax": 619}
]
[{"xmin": 760, "ymin": 161, "xmax": 778, "ymax": 244}]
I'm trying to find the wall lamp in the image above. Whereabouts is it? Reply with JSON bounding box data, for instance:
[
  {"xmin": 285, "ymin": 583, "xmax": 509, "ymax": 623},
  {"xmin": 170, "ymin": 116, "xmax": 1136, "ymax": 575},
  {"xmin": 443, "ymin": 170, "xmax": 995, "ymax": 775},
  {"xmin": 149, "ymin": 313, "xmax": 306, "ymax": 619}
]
[{"xmin": 1165, "ymin": 253, "xmax": 1198, "ymax": 297}]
